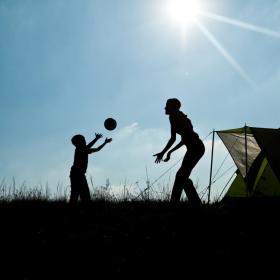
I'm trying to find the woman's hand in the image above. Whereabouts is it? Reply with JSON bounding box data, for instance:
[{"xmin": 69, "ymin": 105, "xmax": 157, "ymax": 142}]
[
  {"xmin": 153, "ymin": 152, "xmax": 164, "ymax": 164},
  {"xmin": 163, "ymin": 152, "xmax": 171, "ymax": 162}
]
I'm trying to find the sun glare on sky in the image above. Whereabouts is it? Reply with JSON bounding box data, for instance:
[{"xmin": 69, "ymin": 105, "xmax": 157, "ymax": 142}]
[
  {"xmin": 166, "ymin": 0, "xmax": 202, "ymax": 27},
  {"xmin": 163, "ymin": 0, "xmax": 280, "ymax": 87}
]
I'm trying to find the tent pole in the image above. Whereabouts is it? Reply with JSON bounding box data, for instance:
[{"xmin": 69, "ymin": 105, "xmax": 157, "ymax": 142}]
[
  {"xmin": 208, "ymin": 129, "xmax": 215, "ymax": 204},
  {"xmin": 245, "ymin": 124, "xmax": 248, "ymax": 196}
]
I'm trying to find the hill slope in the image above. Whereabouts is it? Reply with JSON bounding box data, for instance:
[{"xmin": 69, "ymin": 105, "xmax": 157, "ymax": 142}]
[{"xmin": 1, "ymin": 199, "xmax": 279, "ymax": 278}]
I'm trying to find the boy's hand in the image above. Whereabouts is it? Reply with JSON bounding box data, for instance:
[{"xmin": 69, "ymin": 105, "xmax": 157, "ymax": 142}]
[
  {"xmin": 95, "ymin": 133, "xmax": 103, "ymax": 139},
  {"xmin": 105, "ymin": 138, "xmax": 112, "ymax": 143}
]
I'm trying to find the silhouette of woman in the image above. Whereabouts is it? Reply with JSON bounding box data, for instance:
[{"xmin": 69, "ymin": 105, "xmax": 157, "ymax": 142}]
[{"xmin": 154, "ymin": 98, "xmax": 205, "ymax": 205}]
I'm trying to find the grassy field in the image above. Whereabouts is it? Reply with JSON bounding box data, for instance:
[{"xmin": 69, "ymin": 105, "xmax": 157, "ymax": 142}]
[{"xmin": 1, "ymin": 197, "xmax": 280, "ymax": 279}]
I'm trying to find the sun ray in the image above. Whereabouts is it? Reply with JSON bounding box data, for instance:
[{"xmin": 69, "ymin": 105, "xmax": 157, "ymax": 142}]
[
  {"xmin": 194, "ymin": 19, "xmax": 256, "ymax": 88},
  {"xmin": 201, "ymin": 11, "xmax": 280, "ymax": 38}
]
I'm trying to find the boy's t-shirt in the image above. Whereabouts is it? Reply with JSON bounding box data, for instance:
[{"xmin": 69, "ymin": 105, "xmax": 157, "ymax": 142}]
[{"xmin": 71, "ymin": 147, "xmax": 89, "ymax": 174}]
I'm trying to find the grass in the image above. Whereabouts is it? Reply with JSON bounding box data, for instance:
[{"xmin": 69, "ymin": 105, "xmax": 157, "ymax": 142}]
[
  {"xmin": 0, "ymin": 175, "xmax": 201, "ymax": 203},
  {"xmin": 0, "ymin": 176, "xmax": 173, "ymax": 202},
  {"xmin": 0, "ymin": 179, "xmax": 279, "ymax": 278}
]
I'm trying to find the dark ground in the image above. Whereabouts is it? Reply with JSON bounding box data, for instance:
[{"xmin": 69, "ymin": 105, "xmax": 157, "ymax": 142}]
[{"xmin": 1, "ymin": 198, "xmax": 280, "ymax": 279}]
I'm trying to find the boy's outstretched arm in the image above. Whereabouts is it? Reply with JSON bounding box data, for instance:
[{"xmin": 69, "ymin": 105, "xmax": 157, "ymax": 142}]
[
  {"xmin": 89, "ymin": 138, "xmax": 112, "ymax": 153},
  {"xmin": 87, "ymin": 133, "xmax": 103, "ymax": 148}
]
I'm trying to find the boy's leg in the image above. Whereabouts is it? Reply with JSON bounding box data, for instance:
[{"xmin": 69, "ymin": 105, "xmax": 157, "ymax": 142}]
[
  {"xmin": 80, "ymin": 175, "xmax": 91, "ymax": 204},
  {"xmin": 69, "ymin": 175, "xmax": 79, "ymax": 204}
]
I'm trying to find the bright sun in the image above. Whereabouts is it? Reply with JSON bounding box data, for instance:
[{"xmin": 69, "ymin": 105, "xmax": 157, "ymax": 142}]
[{"xmin": 166, "ymin": 0, "xmax": 202, "ymax": 26}]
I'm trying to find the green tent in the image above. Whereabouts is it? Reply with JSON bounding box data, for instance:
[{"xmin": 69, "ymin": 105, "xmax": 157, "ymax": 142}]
[{"xmin": 216, "ymin": 126, "xmax": 280, "ymax": 198}]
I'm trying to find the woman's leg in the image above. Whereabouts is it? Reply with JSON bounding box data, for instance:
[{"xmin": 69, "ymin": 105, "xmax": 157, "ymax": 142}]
[
  {"xmin": 183, "ymin": 142, "xmax": 205, "ymax": 205},
  {"xmin": 183, "ymin": 178, "xmax": 202, "ymax": 206},
  {"xmin": 170, "ymin": 171, "xmax": 184, "ymax": 203},
  {"xmin": 171, "ymin": 141, "xmax": 205, "ymax": 205}
]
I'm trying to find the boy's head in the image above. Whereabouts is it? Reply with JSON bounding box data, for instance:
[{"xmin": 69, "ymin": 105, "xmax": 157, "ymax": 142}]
[{"xmin": 71, "ymin": 134, "xmax": 86, "ymax": 147}]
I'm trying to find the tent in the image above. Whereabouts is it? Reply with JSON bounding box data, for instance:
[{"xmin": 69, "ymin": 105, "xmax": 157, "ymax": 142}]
[{"xmin": 215, "ymin": 126, "xmax": 280, "ymax": 198}]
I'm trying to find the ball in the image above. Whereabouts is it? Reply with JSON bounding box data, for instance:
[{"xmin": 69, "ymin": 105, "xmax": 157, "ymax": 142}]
[{"xmin": 104, "ymin": 118, "xmax": 117, "ymax": 131}]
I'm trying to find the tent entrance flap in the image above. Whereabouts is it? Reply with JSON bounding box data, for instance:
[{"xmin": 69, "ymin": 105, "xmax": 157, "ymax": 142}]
[{"xmin": 216, "ymin": 129, "xmax": 261, "ymax": 178}]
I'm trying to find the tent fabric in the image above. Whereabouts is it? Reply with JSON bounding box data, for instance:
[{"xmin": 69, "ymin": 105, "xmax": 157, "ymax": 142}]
[
  {"xmin": 250, "ymin": 127, "xmax": 280, "ymax": 183},
  {"xmin": 225, "ymin": 170, "xmax": 247, "ymax": 197},
  {"xmin": 217, "ymin": 129, "xmax": 261, "ymax": 178},
  {"xmin": 216, "ymin": 126, "xmax": 280, "ymax": 198}
]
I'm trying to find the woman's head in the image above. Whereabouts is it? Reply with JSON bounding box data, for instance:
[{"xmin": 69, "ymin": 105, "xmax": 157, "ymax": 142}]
[{"xmin": 165, "ymin": 98, "xmax": 181, "ymax": 115}]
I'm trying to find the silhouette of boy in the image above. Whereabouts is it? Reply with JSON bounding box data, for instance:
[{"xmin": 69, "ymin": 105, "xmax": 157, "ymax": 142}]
[
  {"xmin": 70, "ymin": 133, "xmax": 112, "ymax": 204},
  {"xmin": 153, "ymin": 98, "xmax": 205, "ymax": 206}
]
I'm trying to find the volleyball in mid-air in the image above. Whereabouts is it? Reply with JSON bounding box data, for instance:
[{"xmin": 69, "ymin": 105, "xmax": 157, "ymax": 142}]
[{"xmin": 104, "ymin": 118, "xmax": 117, "ymax": 131}]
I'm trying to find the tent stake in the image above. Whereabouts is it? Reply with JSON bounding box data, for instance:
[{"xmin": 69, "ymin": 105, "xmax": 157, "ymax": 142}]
[{"xmin": 208, "ymin": 129, "xmax": 215, "ymax": 204}]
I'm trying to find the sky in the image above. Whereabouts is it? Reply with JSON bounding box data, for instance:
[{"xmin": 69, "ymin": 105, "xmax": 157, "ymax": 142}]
[{"xmin": 0, "ymin": 0, "xmax": 279, "ymax": 202}]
